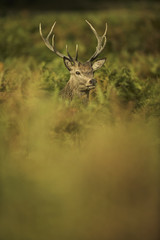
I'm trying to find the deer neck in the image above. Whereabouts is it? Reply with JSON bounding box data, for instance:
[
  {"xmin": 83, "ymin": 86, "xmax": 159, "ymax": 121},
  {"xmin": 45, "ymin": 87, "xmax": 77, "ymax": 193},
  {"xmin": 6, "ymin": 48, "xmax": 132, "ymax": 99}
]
[{"xmin": 62, "ymin": 75, "xmax": 89, "ymax": 101}]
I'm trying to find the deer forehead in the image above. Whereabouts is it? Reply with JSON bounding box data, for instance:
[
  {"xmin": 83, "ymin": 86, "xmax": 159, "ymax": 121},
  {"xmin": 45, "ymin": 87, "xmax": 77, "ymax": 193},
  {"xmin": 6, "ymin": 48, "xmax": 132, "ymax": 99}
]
[{"xmin": 75, "ymin": 62, "xmax": 93, "ymax": 73}]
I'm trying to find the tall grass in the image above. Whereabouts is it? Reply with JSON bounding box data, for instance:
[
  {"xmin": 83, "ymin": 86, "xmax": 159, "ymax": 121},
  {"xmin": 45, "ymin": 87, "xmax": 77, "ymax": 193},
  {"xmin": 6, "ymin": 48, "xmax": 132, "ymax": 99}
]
[{"xmin": 0, "ymin": 84, "xmax": 159, "ymax": 240}]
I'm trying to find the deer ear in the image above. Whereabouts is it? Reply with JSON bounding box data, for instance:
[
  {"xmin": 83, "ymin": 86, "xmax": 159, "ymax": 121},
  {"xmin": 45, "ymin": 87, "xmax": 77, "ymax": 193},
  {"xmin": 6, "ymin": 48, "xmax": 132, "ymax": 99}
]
[
  {"xmin": 63, "ymin": 57, "xmax": 74, "ymax": 71},
  {"xmin": 92, "ymin": 58, "xmax": 106, "ymax": 71}
]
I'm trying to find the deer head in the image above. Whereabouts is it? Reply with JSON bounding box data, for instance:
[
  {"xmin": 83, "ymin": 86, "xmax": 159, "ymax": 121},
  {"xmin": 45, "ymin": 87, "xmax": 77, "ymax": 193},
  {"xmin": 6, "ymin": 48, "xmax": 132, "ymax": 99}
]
[{"xmin": 39, "ymin": 20, "xmax": 107, "ymax": 100}]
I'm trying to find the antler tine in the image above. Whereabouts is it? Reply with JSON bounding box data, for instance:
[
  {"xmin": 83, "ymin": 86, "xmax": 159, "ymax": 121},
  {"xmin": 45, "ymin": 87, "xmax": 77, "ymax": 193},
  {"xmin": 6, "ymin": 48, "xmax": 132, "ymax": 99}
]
[
  {"xmin": 103, "ymin": 22, "xmax": 108, "ymax": 38},
  {"xmin": 85, "ymin": 20, "xmax": 99, "ymax": 41},
  {"xmin": 46, "ymin": 21, "xmax": 56, "ymax": 40},
  {"xmin": 75, "ymin": 44, "xmax": 78, "ymax": 61},
  {"xmin": 85, "ymin": 20, "xmax": 107, "ymax": 62},
  {"xmin": 39, "ymin": 22, "xmax": 71, "ymax": 60},
  {"xmin": 66, "ymin": 45, "xmax": 74, "ymax": 62},
  {"xmin": 39, "ymin": 23, "xmax": 54, "ymax": 52}
]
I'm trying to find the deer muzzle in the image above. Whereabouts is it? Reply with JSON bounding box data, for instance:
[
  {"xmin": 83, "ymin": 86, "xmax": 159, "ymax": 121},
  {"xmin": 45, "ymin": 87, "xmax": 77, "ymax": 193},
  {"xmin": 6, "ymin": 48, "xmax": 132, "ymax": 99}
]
[
  {"xmin": 89, "ymin": 79, "xmax": 97, "ymax": 86},
  {"xmin": 86, "ymin": 79, "xmax": 97, "ymax": 89}
]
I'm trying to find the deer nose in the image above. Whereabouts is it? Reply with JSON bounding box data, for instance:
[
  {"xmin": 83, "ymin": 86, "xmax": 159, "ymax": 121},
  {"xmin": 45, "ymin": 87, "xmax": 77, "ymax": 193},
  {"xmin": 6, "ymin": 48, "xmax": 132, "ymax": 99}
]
[{"xmin": 89, "ymin": 79, "xmax": 97, "ymax": 86}]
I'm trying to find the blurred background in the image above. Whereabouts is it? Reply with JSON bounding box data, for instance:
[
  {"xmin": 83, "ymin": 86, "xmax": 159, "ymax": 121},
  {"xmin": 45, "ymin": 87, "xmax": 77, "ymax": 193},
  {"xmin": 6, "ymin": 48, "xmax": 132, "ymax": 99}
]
[{"xmin": 0, "ymin": 0, "xmax": 159, "ymax": 10}]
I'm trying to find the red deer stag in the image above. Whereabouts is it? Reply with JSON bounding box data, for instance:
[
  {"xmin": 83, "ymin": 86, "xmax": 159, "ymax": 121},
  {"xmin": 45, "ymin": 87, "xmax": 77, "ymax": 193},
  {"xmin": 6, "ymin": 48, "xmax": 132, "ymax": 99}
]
[{"xmin": 39, "ymin": 20, "xmax": 107, "ymax": 101}]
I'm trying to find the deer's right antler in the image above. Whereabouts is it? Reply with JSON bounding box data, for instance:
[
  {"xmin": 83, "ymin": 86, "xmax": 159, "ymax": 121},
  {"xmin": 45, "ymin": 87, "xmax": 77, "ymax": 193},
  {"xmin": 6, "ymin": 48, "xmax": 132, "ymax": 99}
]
[
  {"xmin": 39, "ymin": 22, "xmax": 77, "ymax": 62},
  {"xmin": 86, "ymin": 20, "xmax": 107, "ymax": 62}
]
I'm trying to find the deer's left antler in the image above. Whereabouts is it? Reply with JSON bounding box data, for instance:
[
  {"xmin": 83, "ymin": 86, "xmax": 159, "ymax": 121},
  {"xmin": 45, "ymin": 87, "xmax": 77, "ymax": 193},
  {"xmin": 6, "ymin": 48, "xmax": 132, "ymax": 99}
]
[{"xmin": 86, "ymin": 20, "xmax": 107, "ymax": 62}]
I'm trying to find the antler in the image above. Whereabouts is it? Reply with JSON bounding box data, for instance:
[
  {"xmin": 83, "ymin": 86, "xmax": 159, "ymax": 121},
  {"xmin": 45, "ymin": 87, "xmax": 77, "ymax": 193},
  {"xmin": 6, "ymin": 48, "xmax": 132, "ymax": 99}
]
[
  {"xmin": 39, "ymin": 21, "xmax": 107, "ymax": 62},
  {"xmin": 86, "ymin": 20, "xmax": 107, "ymax": 62},
  {"xmin": 39, "ymin": 22, "xmax": 76, "ymax": 61}
]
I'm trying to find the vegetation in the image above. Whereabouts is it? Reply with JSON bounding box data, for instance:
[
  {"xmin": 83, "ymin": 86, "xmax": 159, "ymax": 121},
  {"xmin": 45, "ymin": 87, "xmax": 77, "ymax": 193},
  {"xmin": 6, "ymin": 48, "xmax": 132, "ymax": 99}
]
[{"xmin": 0, "ymin": 3, "xmax": 159, "ymax": 240}]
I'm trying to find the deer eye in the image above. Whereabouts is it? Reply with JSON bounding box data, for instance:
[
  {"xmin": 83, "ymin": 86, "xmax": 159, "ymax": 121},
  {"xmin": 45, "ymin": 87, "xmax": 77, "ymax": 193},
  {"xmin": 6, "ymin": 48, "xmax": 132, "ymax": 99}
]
[{"xmin": 76, "ymin": 71, "xmax": 81, "ymax": 75}]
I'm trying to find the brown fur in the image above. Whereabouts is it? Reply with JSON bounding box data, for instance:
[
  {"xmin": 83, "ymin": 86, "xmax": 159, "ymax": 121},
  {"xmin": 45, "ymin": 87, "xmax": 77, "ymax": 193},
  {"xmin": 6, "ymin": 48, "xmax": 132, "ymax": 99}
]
[{"xmin": 62, "ymin": 59, "xmax": 106, "ymax": 101}]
